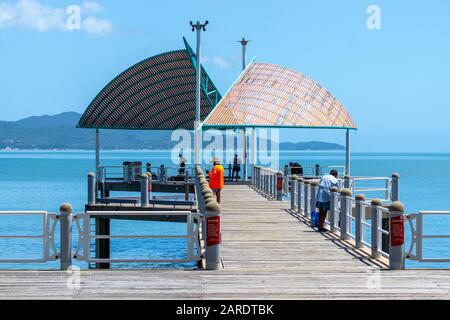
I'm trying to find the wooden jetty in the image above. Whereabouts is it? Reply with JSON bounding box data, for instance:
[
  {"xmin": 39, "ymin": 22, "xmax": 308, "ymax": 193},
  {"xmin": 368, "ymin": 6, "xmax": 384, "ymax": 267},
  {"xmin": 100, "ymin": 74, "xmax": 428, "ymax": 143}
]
[{"xmin": 1, "ymin": 185, "xmax": 450, "ymax": 300}]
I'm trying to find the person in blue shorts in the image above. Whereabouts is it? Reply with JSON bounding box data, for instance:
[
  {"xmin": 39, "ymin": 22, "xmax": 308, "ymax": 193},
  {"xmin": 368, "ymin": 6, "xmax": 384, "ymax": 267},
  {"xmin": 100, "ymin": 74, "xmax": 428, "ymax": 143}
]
[{"xmin": 316, "ymin": 169, "xmax": 339, "ymax": 232}]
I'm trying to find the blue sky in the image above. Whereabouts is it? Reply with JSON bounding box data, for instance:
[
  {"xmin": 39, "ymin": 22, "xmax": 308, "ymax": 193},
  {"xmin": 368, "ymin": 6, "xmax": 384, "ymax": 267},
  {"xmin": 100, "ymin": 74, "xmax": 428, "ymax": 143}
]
[{"xmin": 0, "ymin": 0, "xmax": 449, "ymax": 152}]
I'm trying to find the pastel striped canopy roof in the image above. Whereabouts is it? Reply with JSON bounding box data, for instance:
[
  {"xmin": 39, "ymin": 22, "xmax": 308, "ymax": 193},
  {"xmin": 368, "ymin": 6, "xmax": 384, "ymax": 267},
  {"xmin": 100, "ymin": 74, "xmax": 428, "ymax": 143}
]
[
  {"xmin": 77, "ymin": 38, "xmax": 221, "ymax": 130},
  {"xmin": 203, "ymin": 62, "xmax": 356, "ymax": 130}
]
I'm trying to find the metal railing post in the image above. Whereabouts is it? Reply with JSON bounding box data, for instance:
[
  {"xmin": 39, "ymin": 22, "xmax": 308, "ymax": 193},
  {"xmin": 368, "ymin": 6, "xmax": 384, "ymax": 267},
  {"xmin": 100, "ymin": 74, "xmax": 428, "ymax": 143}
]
[
  {"xmin": 371, "ymin": 198, "xmax": 383, "ymax": 258},
  {"xmin": 87, "ymin": 172, "xmax": 96, "ymax": 205},
  {"xmin": 59, "ymin": 203, "xmax": 73, "ymax": 270},
  {"xmin": 205, "ymin": 201, "xmax": 222, "ymax": 270},
  {"xmin": 310, "ymin": 180, "xmax": 319, "ymax": 213},
  {"xmin": 389, "ymin": 201, "xmax": 406, "ymax": 270},
  {"xmin": 264, "ymin": 170, "xmax": 269, "ymax": 194},
  {"xmin": 256, "ymin": 167, "xmax": 260, "ymax": 189},
  {"xmin": 340, "ymin": 189, "xmax": 352, "ymax": 240},
  {"xmin": 276, "ymin": 171, "xmax": 284, "ymax": 201},
  {"xmin": 355, "ymin": 194, "xmax": 366, "ymax": 248},
  {"xmin": 290, "ymin": 176, "xmax": 298, "ymax": 210},
  {"xmin": 304, "ymin": 180, "xmax": 311, "ymax": 219},
  {"xmin": 391, "ymin": 173, "xmax": 400, "ymax": 202},
  {"xmin": 268, "ymin": 170, "xmax": 272, "ymax": 196},
  {"xmin": 329, "ymin": 187, "xmax": 339, "ymax": 233},
  {"xmin": 315, "ymin": 164, "xmax": 320, "ymax": 177},
  {"xmin": 140, "ymin": 173, "xmax": 150, "ymax": 207}
]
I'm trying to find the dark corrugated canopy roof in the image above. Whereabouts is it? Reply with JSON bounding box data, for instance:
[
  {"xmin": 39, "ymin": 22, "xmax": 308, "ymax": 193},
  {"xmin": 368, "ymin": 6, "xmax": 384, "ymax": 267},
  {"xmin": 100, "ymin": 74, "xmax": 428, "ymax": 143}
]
[{"xmin": 77, "ymin": 38, "xmax": 221, "ymax": 130}]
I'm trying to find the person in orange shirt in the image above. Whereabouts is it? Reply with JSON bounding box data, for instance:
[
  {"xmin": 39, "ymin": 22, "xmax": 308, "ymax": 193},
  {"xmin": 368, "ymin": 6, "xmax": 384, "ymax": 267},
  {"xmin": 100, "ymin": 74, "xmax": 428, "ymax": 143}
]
[{"xmin": 206, "ymin": 157, "xmax": 225, "ymax": 203}]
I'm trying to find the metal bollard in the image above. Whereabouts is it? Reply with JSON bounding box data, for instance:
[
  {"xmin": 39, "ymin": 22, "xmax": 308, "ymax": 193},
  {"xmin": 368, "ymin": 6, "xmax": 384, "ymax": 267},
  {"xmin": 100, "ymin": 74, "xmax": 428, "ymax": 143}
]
[
  {"xmin": 329, "ymin": 187, "xmax": 339, "ymax": 233},
  {"xmin": 389, "ymin": 201, "xmax": 406, "ymax": 270},
  {"xmin": 59, "ymin": 203, "xmax": 73, "ymax": 270},
  {"xmin": 87, "ymin": 172, "xmax": 96, "ymax": 205},
  {"xmin": 391, "ymin": 173, "xmax": 400, "ymax": 202},
  {"xmin": 256, "ymin": 167, "xmax": 259, "ymax": 186},
  {"xmin": 205, "ymin": 201, "xmax": 222, "ymax": 270},
  {"xmin": 310, "ymin": 180, "xmax": 319, "ymax": 214},
  {"xmin": 355, "ymin": 194, "xmax": 366, "ymax": 248},
  {"xmin": 340, "ymin": 188, "xmax": 352, "ymax": 240},
  {"xmin": 276, "ymin": 172, "xmax": 284, "ymax": 201},
  {"xmin": 304, "ymin": 180, "xmax": 311, "ymax": 218},
  {"xmin": 344, "ymin": 175, "xmax": 351, "ymax": 189},
  {"xmin": 268, "ymin": 170, "xmax": 272, "ymax": 196},
  {"xmin": 310, "ymin": 180, "xmax": 319, "ymax": 226},
  {"xmin": 297, "ymin": 178, "xmax": 304, "ymax": 214},
  {"xmin": 290, "ymin": 176, "xmax": 298, "ymax": 210},
  {"xmin": 371, "ymin": 198, "xmax": 383, "ymax": 258},
  {"xmin": 140, "ymin": 173, "xmax": 150, "ymax": 207}
]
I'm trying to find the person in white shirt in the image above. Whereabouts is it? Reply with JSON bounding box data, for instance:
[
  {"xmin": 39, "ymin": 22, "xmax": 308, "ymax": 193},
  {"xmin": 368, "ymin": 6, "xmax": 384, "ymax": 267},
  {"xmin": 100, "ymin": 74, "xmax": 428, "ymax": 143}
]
[{"xmin": 316, "ymin": 170, "xmax": 339, "ymax": 232}]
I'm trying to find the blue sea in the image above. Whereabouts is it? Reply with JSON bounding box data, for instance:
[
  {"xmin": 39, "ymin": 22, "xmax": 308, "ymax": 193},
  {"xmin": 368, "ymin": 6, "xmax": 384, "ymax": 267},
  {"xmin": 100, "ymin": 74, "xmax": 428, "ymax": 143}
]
[{"xmin": 1, "ymin": 150, "xmax": 450, "ymax": 269}]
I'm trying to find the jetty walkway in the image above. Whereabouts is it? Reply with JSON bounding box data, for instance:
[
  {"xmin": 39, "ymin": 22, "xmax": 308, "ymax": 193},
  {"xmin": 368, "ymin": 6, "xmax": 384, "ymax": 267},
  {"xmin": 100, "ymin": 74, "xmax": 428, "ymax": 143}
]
[{"xmin": 1, "ymin": 185, "xmax": 450, "ymax": 299}]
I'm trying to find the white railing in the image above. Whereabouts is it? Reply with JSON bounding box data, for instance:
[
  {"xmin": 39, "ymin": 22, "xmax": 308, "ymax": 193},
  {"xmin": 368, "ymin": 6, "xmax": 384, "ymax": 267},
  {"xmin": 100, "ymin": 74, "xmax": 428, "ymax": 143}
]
[
  {"xmin": 407, "ymin": 211, "xmax": 450, "ymax": 263},
  {"xmin": 73, "ymin": 211, "xmax": 202, "ymax": 264},
  {"xmin": 0, "ymin": 211, "xmax": 59, "ymax": 264}
]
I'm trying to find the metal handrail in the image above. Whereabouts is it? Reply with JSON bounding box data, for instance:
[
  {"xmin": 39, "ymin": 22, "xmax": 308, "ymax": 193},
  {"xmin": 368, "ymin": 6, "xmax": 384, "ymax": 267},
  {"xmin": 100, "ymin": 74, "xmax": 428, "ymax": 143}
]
[
  {"xmin": 98, "ymin": 165, "xmax": 194, "ymax": 182},
  {"xmin": 73, "ymin": 211, "xmax": 201, "ymax": 264}
]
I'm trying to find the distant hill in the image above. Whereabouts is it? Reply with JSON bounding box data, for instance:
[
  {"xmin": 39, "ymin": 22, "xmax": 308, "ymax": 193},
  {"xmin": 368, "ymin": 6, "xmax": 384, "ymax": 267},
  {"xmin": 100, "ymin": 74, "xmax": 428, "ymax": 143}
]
[{"xmin": 0, "ymin": 112, "xmax": 344, "ymax": 150}]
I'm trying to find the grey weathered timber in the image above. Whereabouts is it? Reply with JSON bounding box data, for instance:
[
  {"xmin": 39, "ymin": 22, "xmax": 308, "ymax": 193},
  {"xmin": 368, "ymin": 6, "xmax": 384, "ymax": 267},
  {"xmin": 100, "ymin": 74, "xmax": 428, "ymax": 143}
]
[
  {"xmin": 2, "ymin": 186, "xmax": 450, "ymax": 299},
  {"xmin": 59, "ymin": 204, "xmax": 73, "ymax": 271}
]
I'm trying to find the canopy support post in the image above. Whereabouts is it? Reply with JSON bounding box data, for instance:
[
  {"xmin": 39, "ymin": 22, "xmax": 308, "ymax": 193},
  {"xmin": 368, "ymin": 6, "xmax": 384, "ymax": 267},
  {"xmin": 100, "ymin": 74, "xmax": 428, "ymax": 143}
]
[
  {"xmin": 238, "ymin": 37, "xmax": 250, "ymax": 182},
  {"xmin": 243, "ymin": 129, "xmax": 247, "ymax": 181},
  {"xmin": 191, "ymin": 21, "xmax": 208, "ymax": 166},
  {"xmin": 95, "ymin": 128, "xmax": 100, "ymax": 178},
  {"xmin": 345, "ymin": 129, "xmax": 350, "ymax": 176}
]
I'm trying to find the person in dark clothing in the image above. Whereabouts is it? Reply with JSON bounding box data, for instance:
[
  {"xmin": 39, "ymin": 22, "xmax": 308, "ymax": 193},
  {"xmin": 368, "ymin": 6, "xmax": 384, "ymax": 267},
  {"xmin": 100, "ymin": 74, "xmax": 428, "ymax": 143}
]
[
  {"xmin": 291, "ymin": 162, "xmax": 303, "ymax": 176},
  {"xmin": 178, "ymin": 154, "xmax": 186, "ymax": 175}
]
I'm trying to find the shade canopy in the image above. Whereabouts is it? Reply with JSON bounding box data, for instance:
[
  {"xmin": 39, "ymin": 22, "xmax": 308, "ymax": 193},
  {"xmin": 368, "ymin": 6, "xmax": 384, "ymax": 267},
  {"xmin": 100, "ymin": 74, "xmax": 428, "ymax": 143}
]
[
  {"xmin": 77, "ymin": 38, "xmax": 221, "ymax": 130},
  {"xmin": 203, "ymin": 62, "xmax": 356, "ymax": 130}
]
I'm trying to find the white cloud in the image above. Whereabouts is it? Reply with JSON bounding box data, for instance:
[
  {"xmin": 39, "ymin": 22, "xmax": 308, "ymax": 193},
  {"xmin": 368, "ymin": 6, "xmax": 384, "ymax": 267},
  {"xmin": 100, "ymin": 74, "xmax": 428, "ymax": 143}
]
[
  {"xmin": 0, "ymin": 0, "xmax": 113, "ymax": 36},
  {"xmin": 0, "ymin": 3, "xmax": 15, "ymax": 28},
  {"xmin": 82, "ymin": 16, "xmax": 112, "ymax": 36},
  {"xmin": 203, "ymin": 55, "xmax": 232, "ymax": 69}
]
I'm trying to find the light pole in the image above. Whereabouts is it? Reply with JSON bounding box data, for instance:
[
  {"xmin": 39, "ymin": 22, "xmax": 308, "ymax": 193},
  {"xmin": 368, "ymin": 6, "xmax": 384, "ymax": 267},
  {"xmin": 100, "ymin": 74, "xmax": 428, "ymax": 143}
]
[
  {"xmin": 190, "ymin": 20, "xmax": 209, "ymax": 166},
  {"xmin": 238, "ymin": 38, "xmax": 251, "ymax": 181}
]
